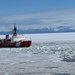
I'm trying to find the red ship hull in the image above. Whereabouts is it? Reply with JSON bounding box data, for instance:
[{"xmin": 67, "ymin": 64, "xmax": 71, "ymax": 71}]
[{"xmin": 0, "ymin": 40, "xmax": 32, "ymax": 48}]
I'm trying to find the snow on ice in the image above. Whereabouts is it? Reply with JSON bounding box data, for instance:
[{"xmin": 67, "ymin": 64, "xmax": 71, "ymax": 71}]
[{"xmin": 0, "ymin": 33, "xmax": 75, "ymax": 75}]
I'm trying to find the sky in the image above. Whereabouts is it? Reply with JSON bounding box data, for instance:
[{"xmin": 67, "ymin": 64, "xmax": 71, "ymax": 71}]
[
  {"xmin": 0, "ymin": 0, "xmax": 75, "ymax": 16},
  {"xmin": 0, "ymin": 0, "xmax": 75, "ymax": 32}
]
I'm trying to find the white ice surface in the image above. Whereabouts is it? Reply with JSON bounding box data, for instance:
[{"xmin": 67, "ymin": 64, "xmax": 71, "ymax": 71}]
[
  {"xmin": 0, "ymin": 33, "xmax": 75, "ymax": 75},
  {"xmin": 0, "ymin": 32, "xmax": 75, "ymax": 42},
  {"xmin": 24, "ymin": 32, "xmax": 75, "ymax": 42}
]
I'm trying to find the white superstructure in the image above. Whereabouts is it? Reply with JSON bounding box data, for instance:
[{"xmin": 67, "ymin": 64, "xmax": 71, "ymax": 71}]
[{"xmin": 11, "ymin": 35, "xmax": 25, "ymax": 42}]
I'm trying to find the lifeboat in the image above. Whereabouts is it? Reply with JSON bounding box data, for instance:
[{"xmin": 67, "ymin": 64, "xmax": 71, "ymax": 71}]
[{"xmin": 0, "ymin": 24, "xmax": 32, "ymax": 48}]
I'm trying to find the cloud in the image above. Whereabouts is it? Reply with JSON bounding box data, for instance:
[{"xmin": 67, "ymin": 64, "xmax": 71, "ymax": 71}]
[{"xmin": 0, "ymin": 8, "xmax": 75, "ymax": 31}]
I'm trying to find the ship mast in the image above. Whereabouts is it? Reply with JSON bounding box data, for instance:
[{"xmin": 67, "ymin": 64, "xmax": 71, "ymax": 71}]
[{"xmin": 13, "ymin": 23, "xmax": 17, "ymax": 35}]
